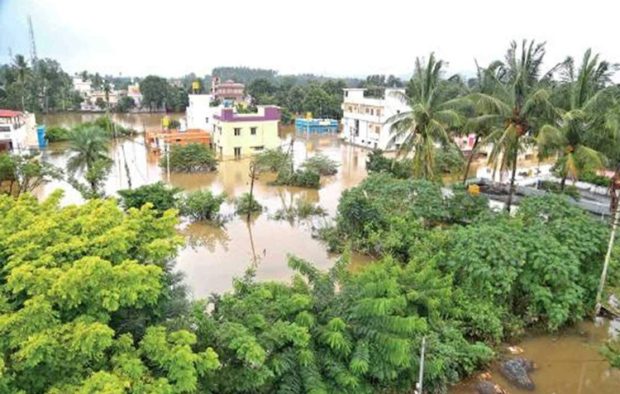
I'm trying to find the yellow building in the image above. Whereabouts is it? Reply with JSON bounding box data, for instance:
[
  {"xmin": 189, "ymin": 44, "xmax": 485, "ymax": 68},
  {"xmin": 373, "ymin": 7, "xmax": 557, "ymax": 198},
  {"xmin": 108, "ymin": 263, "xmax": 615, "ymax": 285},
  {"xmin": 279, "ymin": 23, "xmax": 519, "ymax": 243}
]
[{"xmin": 213, "ymin": 106, "xmax": 281, "ymax": 158}]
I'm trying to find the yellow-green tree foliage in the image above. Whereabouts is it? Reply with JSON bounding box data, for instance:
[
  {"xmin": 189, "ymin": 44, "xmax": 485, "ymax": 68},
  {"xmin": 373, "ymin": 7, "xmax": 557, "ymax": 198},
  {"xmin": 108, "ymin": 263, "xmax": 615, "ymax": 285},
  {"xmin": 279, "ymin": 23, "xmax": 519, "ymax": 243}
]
[{"xmin": 0, "ymin": 191, "xmax": 219, "ymax": 393}]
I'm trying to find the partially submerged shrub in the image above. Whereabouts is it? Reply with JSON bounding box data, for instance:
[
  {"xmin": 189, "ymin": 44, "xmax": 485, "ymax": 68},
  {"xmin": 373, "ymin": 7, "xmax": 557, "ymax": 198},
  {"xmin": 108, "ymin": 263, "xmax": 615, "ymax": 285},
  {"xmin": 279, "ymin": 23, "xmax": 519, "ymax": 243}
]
[
  {"xmin": 179, "ymin": 190, "xmax": 226, "ymax": 221},
  {"xmin": 118, "ymin": 182, "xmax": 180, "ymax": 213},
  {"xmin": 273, "ymin": 168, "xmax": 320, "ymax": 188},
  {"xmin": 162, "ymin": 143, "xmax": 218, "ymax": 173},
  {"xmin": 302, "ymin": 154, "xmax": 338, "ymax": 176},
  {"xmin": 273, "ymin": 198, "xmax": 327, "ymax": 222},
  {"xmin": 235, "ymin": 192, "xmax": 262, "ymax": 215}
]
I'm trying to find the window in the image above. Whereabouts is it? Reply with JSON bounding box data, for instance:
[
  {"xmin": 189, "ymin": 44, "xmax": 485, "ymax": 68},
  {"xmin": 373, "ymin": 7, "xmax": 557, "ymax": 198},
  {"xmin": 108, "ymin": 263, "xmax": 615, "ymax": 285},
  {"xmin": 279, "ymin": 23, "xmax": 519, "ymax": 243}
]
[
  {"xmin": 250, "ymin": 127, "xmax": 257, "ymax": 135},
  {"xmin": 234, "ymin": 128, "xmax": 241, "ymax": 136},
  {"xmin": 205, "ymin": 117, "xmax": 209, "ymax": 124},
  {"xmin": 376, "ymin": 109, "xmax": 381, "ymax": 117},
  {"xmin": 375, "ymin": 125, "xmax": 381, "ymax": 133},
  {"xmin": 234, "ymin": 147, "xmax": 241, "ymax": 158},
  {"xmin": 365, "ymin": 108, "xmax": 369, "ymax": 114},
  {"xmin": 253, "ymin": 145, "xmax": 264, "ymax": 151},
  {"xmin": 370, "ymin": 109, "xmax": 374, "ymax": 115}
]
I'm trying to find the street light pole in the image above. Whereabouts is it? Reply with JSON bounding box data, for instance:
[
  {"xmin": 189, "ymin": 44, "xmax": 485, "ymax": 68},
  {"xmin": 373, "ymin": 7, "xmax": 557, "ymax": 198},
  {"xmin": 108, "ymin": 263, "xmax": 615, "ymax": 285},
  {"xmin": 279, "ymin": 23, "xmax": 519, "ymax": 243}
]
[
  {"xmin": 415, "ymin": 337, "xmax": 426, "ymax": 394},
  {"xmin": 594, "ymin": 188, "xmax": 620, "ymax": 317}
]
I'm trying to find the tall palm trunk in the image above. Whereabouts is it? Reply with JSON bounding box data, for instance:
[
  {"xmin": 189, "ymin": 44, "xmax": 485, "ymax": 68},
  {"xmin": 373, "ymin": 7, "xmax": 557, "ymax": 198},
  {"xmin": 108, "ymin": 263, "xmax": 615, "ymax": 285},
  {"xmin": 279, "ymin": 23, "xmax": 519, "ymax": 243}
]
[
  {"xmin": 462, "ymin": 135, "xmax": 480, "ymax": 184},
  {"xmin": 505, "ymin": 142, "xmax": 519, "ymax": 212}
]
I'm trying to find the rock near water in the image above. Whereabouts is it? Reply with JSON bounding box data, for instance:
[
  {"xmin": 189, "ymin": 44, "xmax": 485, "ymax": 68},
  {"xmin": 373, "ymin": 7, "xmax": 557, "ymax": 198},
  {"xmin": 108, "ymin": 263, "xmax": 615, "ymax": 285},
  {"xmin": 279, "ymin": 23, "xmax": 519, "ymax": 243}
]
[{"xmin": 499, "ymin": 357, "xmax": 535, "ymax": 390}]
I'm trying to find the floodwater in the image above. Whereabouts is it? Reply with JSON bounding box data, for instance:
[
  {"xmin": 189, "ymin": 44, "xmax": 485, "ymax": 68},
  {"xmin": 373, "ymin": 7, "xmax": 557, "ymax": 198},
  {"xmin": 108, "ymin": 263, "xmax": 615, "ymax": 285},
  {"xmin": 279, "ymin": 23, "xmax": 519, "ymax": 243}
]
[
  {"xmin": 450, "ymin": 320, "xmax": 620, "ymax": 394},
  {"xmin": 38, "ymin": 114, "xmax": 620, "ymax": 392},
  {"xmin": 39, "ymin": 113, "xmax": 369, "ymax": 296},
  {"xmin": 40, "ymin": 112, "xmax": 185, "ymax": 132}
]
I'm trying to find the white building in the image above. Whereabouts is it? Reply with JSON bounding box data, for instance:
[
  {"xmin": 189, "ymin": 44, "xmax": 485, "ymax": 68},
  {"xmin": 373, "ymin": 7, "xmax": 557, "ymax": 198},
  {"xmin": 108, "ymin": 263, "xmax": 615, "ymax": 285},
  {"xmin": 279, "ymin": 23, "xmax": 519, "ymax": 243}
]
[
  {"xmin": 341, "ymin": 88, "xmax": 410, "ymax": 151},
  {"xmin": 72, "ymin": 77, "xmax": 92, "ymax": 96},
  {"xmin": 0, "ymin": 110, "xmax": 37, "ymax": 153},
  {"xmin": 186, "ymin": 94, "xmax": 223, "ymax": 132}
]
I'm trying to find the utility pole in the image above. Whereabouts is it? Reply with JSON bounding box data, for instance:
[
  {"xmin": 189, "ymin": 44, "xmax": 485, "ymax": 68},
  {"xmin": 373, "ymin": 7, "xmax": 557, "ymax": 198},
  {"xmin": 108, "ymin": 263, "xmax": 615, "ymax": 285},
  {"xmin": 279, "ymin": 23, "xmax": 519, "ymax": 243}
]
[
  {"xmin": 415, "ymin": 337, "xmax": 426, "ymax": 394},
  {"xmin": 165, "ymin": 142, "xmax": 171, "ymax": 182},
  {"xmin": 594, "ymin": 187, "xmax": 620, "ymax": 317}
]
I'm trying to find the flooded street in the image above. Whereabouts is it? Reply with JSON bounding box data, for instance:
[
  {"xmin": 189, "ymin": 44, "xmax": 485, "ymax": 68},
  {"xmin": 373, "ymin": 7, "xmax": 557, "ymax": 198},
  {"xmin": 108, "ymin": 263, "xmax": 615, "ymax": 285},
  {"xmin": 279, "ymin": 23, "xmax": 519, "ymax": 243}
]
[{"xmin": 38, "ymin": 114, "xmax": 620, "ymax": 392}]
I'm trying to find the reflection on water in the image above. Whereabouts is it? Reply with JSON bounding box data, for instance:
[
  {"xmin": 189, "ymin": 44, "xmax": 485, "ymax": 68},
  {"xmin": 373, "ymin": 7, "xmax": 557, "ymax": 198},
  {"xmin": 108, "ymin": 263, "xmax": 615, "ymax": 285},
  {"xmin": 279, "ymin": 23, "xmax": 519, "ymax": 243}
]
[
  {"xmin": 450, "ymin": 320, "xmax": 620, "ymax": 394},
  {"xmin": 37, "ymin": 114, "xmax": 370, "ymax": 297},
  {"xmin": 40, "ymin": 112, "xmax": 184, "ymax": 132}
]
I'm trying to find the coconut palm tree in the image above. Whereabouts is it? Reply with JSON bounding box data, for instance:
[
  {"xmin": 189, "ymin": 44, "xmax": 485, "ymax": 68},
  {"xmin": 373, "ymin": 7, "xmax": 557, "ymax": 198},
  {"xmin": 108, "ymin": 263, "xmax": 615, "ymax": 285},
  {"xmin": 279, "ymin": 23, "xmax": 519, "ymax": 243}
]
[
  {"xmin": 537, "ymin": 49, "xmax": 618, "ymax": 189},
  {"xmin": 67, "ymin": 125, "xmax": 111, "ymax": 196},
  {"xmin": 387, "ymin": 53, "xmax": 463, "ymax": 180},
  {"xmin": 467, "ymin": 40, "xmax": 558, "ymax": 211},
  {"xmin": 12, "ymin": 55, "xmax": 29, "ymax": 111},
  {"xmin": 461, "ymin": 61, "xmax": 504, "ymax": 183}
]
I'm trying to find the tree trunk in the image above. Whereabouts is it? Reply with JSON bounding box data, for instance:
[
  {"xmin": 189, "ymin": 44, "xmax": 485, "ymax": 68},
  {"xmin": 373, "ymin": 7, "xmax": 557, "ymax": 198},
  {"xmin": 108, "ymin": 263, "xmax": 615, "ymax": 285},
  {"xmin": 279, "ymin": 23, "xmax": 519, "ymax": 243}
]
[
  {"xmin": 505, "ymin": 142, "xmax": 519, "ymax": 212},
  {"xmin": 560, "ymin": 172, "xmax": 567, "ymax": 191},
  {"xmin": 462, "ymin": 135, "xmax": 480, "ymax": 184},
  {"xmin": 247, "ymin": 163, "xmax": 256, "ymax": 221}
]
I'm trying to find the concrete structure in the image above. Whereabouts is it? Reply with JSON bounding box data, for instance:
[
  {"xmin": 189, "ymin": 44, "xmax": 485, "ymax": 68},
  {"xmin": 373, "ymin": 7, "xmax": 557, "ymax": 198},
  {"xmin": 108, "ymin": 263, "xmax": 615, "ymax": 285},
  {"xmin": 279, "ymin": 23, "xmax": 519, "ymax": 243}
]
[
  {"xmin": 212, "ymin": 106, "xmax": 281, "ymax": 158},
  {"xmin": 340, "ymin": 88, "xmax": 410, "ymax": 150},
  {"xmin": 0, "ymin": 110, "xmax": 36, "ymax": 153},
  {"xmin": 186, "ymin": 94, "xmax": 222, "ymax": 132},
  {"xmin": 295, "ymin": 118, "xmax": 338, "ymax": 134},
  {"xmin": 145, "ymin": 129, "xmax": 211, "ymax": 152},
  {"xmin": 72, "ymin": 77, "xmax": 92, "ymax": 96},
  {"xmin": 211, "ymin": 77, "xmax": 245, "ymax": 102}
]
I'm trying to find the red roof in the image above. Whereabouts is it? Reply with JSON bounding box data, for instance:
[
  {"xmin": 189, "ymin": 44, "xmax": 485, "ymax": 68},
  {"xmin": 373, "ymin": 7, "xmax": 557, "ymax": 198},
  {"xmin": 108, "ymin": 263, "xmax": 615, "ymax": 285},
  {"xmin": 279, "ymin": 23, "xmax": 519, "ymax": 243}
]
[{"xmin": 0, "ymin": 109, "xmax": 23, "ymax": 118}]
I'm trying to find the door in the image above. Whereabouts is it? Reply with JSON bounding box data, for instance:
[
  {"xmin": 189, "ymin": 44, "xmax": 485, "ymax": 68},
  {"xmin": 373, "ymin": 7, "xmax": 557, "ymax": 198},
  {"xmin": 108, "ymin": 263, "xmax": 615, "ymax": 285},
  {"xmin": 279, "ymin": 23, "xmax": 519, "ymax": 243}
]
[{"xmin": 234, "ymin": 147, "xmax": 241, "ymax": 159}]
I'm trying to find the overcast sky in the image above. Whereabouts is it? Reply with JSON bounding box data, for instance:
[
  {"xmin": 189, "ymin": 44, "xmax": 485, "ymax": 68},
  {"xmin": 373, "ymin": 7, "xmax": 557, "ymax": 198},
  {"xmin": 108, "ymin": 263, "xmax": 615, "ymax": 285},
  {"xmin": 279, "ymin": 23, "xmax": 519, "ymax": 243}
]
[{"xmin": 1, "ymin": 0, "xmax": 619, "ymax": 79}]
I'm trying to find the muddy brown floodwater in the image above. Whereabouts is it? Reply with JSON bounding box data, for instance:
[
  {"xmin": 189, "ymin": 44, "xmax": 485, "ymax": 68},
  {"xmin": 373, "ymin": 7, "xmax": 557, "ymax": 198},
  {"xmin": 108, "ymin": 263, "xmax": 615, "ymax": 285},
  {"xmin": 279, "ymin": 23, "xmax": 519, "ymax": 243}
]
[
  {"xmin": 451, "ymin": 319, "xmax": 620, "ymax": 394},
  {"xmin": 39, "ymin": 114, "xmax": 620, "ymax": 392},
  {"xmin": 40, "ymin": 113, "xmax": 370, "ymax": 296}
]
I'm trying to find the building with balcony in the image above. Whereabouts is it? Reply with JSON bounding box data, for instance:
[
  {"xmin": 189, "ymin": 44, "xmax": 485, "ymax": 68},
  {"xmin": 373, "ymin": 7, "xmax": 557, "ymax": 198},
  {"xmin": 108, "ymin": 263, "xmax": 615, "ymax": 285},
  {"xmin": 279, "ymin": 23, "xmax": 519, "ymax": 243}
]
[
  {"xmin": 211, "ymin": 77, "xmax": 245, "ymax": 102},
  {"xmin": 212, "ymin": 106, "xmax": 281, "ymax": 158},
  {"xmin": 340, "ymin": 88, "xmax": 410, "ymax": 150},
  {"xmin": 0, "ymin": 110, "xmax": 36, "ymax": 153}
]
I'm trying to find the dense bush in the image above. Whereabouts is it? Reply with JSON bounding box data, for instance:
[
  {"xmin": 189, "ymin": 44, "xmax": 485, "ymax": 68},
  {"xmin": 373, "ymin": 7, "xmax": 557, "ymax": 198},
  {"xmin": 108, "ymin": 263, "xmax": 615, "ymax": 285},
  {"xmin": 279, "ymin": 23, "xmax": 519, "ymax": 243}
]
[
  {"xmin": 302, "ymin": 154, "xmax": 339, "ymax": 176},
  {"xmin": 435, "ymin": 144, "xmax": 465, "ymax": 174},
  {"xmin": 253, "ymin": 147, "xmax": 290, "ymax": 172},
  {"xmin": 179, "ymin": 189, "xmax": 226, "ymax": 221},
  {"xmin": 117, "ymin": 181, "xmax": 180, "ymax": 213},
  {"xmin": 539, "ymin": 180, "xmax": 580, "ymax": 199},
  {"xmin": 579, "ymin": 171, "xmax": 612, "ymax": 187},
  {"xmin": 273, "ymin": 198, "xmax": 327, "ymax": 222},
  {"xmin": 273, "ymin": 168, "xmax": 321, "ymax": 188},
  {"xmin": 0, "ymin": 192, "xmax": 217, "ymax": 393},
  {"xmin": 162, "ymin": 143, "xmax": 218, "ymax": 173},
  {"xmin": 329, "ymin": 178, "xmax": 612, "ymax": 337},
  {"xmin": 366, "ymin": 149, "xmax": 412, "ymax": 179},
  {"xmin": 45, "ymin": 126, "xmax": 70, "ymax": 142},
  {"xmin": 235, "ymin": 192, "xmax": 262, "ymax": 215}
]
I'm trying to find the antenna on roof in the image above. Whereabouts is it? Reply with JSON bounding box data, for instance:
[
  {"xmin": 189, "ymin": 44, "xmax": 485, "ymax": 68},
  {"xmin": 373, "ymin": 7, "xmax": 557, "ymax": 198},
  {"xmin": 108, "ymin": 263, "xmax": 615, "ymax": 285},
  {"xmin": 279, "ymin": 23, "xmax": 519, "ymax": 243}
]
[{"xmin": 28, "ymin": 15, "xmax": 38, "ymax": 63}]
